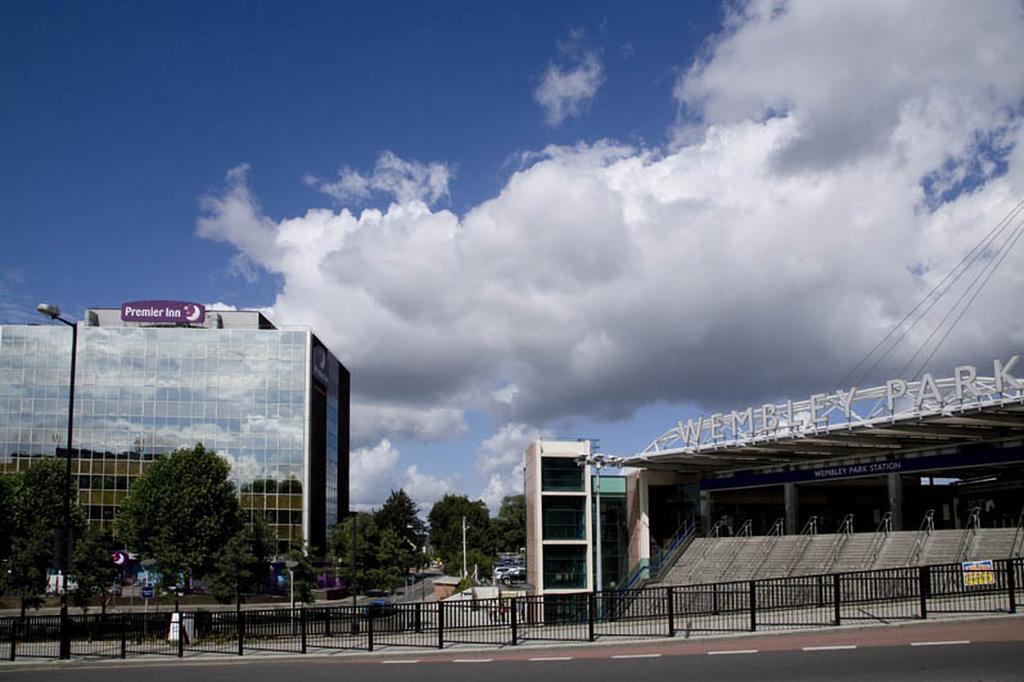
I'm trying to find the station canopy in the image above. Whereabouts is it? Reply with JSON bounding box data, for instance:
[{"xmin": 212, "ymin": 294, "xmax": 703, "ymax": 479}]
[{"xmin": 625, "ymin": 356, "xmax": 1024, "ymax": 473}]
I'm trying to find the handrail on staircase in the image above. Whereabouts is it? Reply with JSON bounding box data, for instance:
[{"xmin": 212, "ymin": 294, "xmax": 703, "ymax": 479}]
[
  {"xmin": 859, "ymin": 511, "xmax": 892, "ymax": 570},
  {"xmin": 1011, "ymin": 508, "xmax": 1024, "ymax": 559},
  {"xmin": 821, "ymin": 513, "xmax": 854, "ymax": 574},
  {"xmin": 749, "ymin": 518, "xmax": 785, "ymax": 578},
  {"xmin": 712, "ymin": 520, "xmax": 754, "ymax": 581},
  {"xmin": 784, "ymin": 515, "xmax": 818, "ymax": 576},
  {"xmin": 904, "ymin": 509, "xmax": 934, "ymax": 567},
  {"xmin": 956, "ymin": 506, "xmax": 981, "ymax": 562},
  {"xmin": 648, "ymin": 517, "xmax": 697, "ymax": 583},
  {"xmin": 616, "ymin": 517, "xmax": 697, "ymax": 592}
]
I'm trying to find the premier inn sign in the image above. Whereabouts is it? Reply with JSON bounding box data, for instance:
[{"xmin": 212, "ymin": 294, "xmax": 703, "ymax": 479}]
[
  {"xmin": 645, "ymin": 355, "xmax": 1022, "ymax": 454},
  {"xmin": 120, "ymin": 300, "xmax": 206, "ymax": 325}
]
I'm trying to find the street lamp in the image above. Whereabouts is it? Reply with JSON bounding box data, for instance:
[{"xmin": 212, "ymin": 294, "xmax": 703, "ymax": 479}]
[
  {"xmin": 36, "ymin": 303, "xmax": 77, "ymax": 660},
  {"xmin": 576, "ymin": 453, "xmax": 624, "ymax": 594}
]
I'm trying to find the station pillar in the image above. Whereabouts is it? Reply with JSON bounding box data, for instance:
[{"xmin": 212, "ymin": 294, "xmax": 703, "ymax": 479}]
[
  {"xmin": 699, "ymin": 490, "xmax": 712, "ymax": 535},
  {"xmin": 784, "ymin": 483, "xmax": 799, "ymax": 534},
  {"xmin": 887, "ymin": 474, "xmax": 904, "ymax": 531}
]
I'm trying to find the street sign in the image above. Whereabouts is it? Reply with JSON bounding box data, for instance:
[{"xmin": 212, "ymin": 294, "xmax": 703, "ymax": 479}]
[{"xmin": 141, "ymin": 586, "xmax": 154, "ymax": 599}]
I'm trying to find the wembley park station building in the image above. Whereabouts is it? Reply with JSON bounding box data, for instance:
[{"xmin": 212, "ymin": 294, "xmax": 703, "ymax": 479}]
[
  {"xmin": 525, "ymin": 354, "xmax": 1024, "ymax": 595},
  {"xmin": 0, "ymin": 301, "xmax": 350, "ymax": 553}
]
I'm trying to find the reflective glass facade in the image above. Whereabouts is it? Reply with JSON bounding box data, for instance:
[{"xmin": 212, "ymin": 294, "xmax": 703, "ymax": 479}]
[{"xmin": 0, "ymin": 313, "xmax": 349, "ymax": 554}]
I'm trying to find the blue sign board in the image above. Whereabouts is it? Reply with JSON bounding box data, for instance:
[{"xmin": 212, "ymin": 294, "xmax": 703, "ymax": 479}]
[
  {"xmin": 700, "ymin": 445, "xmax": 1024, "ymax": 491},
  {"xmin": 141, "ymin": 586, "xmax": 154, "ymax": 600}
]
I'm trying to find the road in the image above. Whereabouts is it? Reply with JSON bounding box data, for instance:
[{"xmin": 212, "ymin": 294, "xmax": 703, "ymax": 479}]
[{"xmin": 4, "ymin": 615, "xmax": 1023, "ymax": 681}]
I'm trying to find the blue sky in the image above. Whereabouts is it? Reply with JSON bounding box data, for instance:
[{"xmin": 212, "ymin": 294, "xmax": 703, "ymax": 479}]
[
  {"xmin": 1, "ymin": 0, "xmax": 718, "ymax": 311},
  {"xmin": 3, "ymin": 1, "xmax": 1023, "ymax": 512}
]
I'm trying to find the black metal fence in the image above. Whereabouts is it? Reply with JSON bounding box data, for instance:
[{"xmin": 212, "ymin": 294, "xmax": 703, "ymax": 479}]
[{"xmin": 4, "ymin": 557, "xmax": 1021, "ymax": 661}]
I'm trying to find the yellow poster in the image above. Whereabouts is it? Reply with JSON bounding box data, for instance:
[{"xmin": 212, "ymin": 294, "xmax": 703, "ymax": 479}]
[{"xmin": 961, "ymin": 560, "xmax": 995, "ymax": 587}]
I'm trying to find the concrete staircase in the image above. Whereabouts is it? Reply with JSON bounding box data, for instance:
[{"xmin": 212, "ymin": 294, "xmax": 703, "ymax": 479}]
[{"xmin": 651, "ymin": 527, "xmax": 1022, "ymax": 586}]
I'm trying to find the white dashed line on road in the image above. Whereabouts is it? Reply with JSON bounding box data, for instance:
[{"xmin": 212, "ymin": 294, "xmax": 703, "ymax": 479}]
[
  {"xmin": 611, "ymin": 653, "xmax": 662, "ymax": 659},
  {"xmin": 529, "ymin": 656, "xmax": 573, "ymax": 661},
  {"xmin": 707, "ymin": 649, "xmax": 759, "ymax": 655},
  {"xmin": 910, "ymin": 640, "xmax": 970, "ymax": 647},
  {"xmin": 802, "ymin": 645, "xmax": 857, "ymax": 651},
  {"xmin": 452, "ymin": 658, "xmax": 495, "ymax": 663},
  {"xmin": 381, "ymin": 660, "xmax": 420, "ymax": 664}
]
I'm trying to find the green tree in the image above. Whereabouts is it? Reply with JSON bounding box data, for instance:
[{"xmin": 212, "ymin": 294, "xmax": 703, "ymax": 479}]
[
  {"xmin": 329, "ymin": 512, "xmax": 379, "ymax": 595},
  {"xmin": 427, "ymin": 495, "xmax": 493, "ymax": 577},
  {"xmin": 208, "ymin": 515, "xmax": 278, "ymax": 603},
  {"xmin": 70, "ymin": 527, "xmax": 119, "ymax": 613},
  {"xmin": 114, "ymin": 444, "xmax": 242, "ymax": 581},
  {"xmin": 368, "ymin": 528, "xmax": 413, "ymax": 592},
  {"xmin": 1, "ymin": 459, "xmax": 87, "ymax": 615},
  {"xmin": 375, "ymin": 489, "xmax": 426, "ymax": 569},
  {"xmin": 0, "ymin": 476, "xmax": 13, "ymax": 567},
  {"xmin": 492, "ymin": 495, "xmax": 526, "ymax": 554}
]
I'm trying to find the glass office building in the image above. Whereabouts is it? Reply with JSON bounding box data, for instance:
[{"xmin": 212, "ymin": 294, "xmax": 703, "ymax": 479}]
[{"xmin": 0, "ymin": 308, "xmax": 349, "ymax": 554}]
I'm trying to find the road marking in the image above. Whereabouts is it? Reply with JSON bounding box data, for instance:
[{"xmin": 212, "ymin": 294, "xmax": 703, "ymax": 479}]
[
  {"xmin": 802, "ymin": 645, "xmax": 857, "ymax": 651},
  {"xmin": 611, "ymin": 653, "xmax": 662, "ymax": 659},
  {"xmin": 707, "ymin": 649, "xmax": 759, "ymax": 655},
  {"xmin": 382, "ymin": 660, "xmax": 420, "ymax": 664},
  {"xmin": 529, "ymin": 656, "xmax": 573, "ymax": 661},
  {"xmin": 452, "ymin": 658, "xmax": 494, "ymax": 663},
  {"xmin": 910, "ymin": 640, "xmax": 970, "ymax": 647}
]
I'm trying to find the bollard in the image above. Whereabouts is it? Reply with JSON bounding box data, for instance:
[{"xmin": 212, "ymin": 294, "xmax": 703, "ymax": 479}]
[
  {"xmin": 237, "ymin": 608, "xmax": 245, "ymax": 656},
  {"xmin": 1007, "ymin": 560, "xmax": 1017, "ymax": 614},
  {"xmin": 667, "ymin": 587, "xmax": 675, "ymax": 638},
  {"xmin": 833, "ymin": 574, "xmax": 841, "ymax": 626},
  {"xmin": 176, "ymin": 608, "xmax": 184, "ymax": 658},
  {"xmin": 367, "ymin": 606, "xmax": 375, "ymax": 652},
  {"xmin": 510, "ymin": 597, "xmax": 519, "ymax": 645},
  {"xmin": 588, "ymin": 593, "xmax": 595, "ymax": 642},
  {"xmin": 9, "ymin": 618, "xmax": 17, "ymax": 662},
  {"xmin": 919, "ymin": 566, "xmax": 929, "ymax": 619},
  {"xmin": 749, "ymin": 581, "xmax": 757, "ymax": 632},
  {"xmin": 437, "ymin": 601, "xmax": 445, "ymax": 649}
]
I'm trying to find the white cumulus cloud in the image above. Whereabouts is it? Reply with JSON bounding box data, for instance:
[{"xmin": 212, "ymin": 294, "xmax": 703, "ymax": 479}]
[
  {"xmin": 306, "ymin": 151, "xmax": 452, "ymax": 206},
  {"xmin": 198, "ymin": 2, "xmax": 1024, "ymax": 503},
  {"xmin": 534, "ymin": 30, "xmax": 605, "ymax": 126}
]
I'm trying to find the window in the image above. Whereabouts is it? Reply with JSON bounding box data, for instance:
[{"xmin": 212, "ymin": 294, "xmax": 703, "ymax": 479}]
[
  {"xmin": 541, "ymin": 457, "xmax": 583, "ymax": 492},
  {"xmin": 542, "ymin": 497, "xmax": 585, "ymax": 540}
]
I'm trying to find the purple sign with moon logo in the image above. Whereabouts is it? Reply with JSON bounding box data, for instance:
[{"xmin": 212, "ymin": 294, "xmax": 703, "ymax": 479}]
[{"xmin": 120, "ymin": 300, "xmax": 206, "ymax": 325}]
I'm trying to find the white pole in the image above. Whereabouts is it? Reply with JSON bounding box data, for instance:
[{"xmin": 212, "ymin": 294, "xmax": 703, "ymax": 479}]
[
  {"xmin": 462, "ymin": 515, "xmax": 468, "ymax": 578},
  {"xmin": 595, "ymin": 465, "xmax": 603, "ymax": 593}
]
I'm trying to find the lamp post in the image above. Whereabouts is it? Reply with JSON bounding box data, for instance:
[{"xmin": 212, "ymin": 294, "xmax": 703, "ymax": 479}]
[
  {"xmin": 461, "ymin": 515, "xmax": 467, "ymax": 579},
  {"xmin": 575, "ymin": 453, "xmax": 624, "ymax": 594},
  {"xmin": 36, "ymin": 303, "xmax": 76, "ymax": 660}
]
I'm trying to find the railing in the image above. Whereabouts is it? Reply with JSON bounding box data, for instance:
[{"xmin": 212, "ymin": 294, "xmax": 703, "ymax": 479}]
[
  {"xmin": 820, "ymin": 514, "xmax": 854, "ymax": 574},
  {"xmin": 859, "ymin": 512, "xmax": 892, "ymax": 570},
  {"xmin": 616, "ymin": 517, "xmax": 697, "ymax": 592},
  {"xmin": 648, "ymin": 517, "xmax": 697, "ymax": 584},
  {"xmin": 1011, "ymin": 509, "xmax": 1024, "ymax": 558},
  {"xmin": 748, "ymin": 518, "xmax": 785, "ymax": 579},
  {"xmin": 905, "ymin": 509, "xmax": 934, "ymax": 567},
  {"xmin": 956, "ymin": 507, "xmax": 982, "ymax": 562},
  {"xmin": 680, "ymin": 523, "xmax": 720, "ymax": 584},
  {"xmin": 785, "ymin": 516, "xmax": 818, "ymax": 577},
  {"xmin": 6, "ymin": 556, "xmax": 1022, "ymax": 661},
  {"xmin": 713, "ymin": 520, "xmax": 753, "ymax": 582}
]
